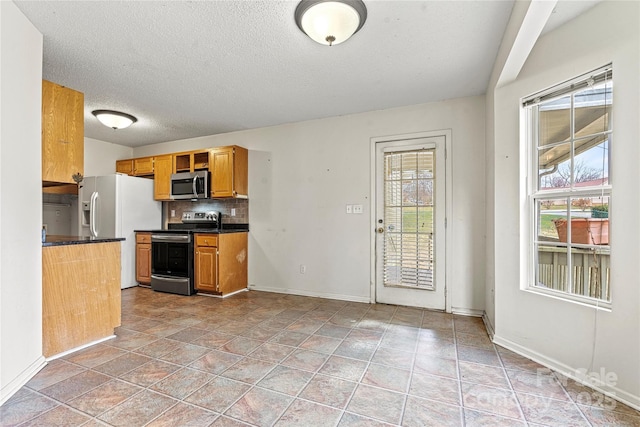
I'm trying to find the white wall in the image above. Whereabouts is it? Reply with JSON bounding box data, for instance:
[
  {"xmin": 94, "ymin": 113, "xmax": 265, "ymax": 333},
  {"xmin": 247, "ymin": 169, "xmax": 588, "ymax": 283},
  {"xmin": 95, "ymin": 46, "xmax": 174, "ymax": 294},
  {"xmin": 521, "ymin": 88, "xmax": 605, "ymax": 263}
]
[
  {"xmin": 84, "ymin": 137, "xmax": 133, "ymax": 176},
  {"xmin": 492, "ymin": 1, "xmax": 640, "ymax": 407},
  {"xmin": 485, "ymin": 0, "xmax": 539, "ymax": 335},
  {"xmin": 0, "ymin": 1, "xmax": 45, "ymax": 404},
  {"xmin": 134, "ymin": 96, "xmax": 486, "ymax": 310}
]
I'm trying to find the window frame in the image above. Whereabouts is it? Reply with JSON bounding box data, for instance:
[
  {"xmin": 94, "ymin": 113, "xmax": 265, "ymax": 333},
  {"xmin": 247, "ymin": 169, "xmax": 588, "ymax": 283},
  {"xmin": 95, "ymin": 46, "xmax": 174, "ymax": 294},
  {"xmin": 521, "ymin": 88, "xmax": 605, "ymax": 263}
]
[{"xmin": 523, "ymin": 65, "xmax": 612, "ymax": 308}]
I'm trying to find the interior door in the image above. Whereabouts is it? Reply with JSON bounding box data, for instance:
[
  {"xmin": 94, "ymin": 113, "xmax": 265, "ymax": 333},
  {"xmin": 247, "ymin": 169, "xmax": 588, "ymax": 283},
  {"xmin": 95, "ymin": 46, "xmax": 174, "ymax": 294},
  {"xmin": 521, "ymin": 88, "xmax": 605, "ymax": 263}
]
[{"xmin": 375, "ymin": 136, "xmax": 447, "ymax": 310}]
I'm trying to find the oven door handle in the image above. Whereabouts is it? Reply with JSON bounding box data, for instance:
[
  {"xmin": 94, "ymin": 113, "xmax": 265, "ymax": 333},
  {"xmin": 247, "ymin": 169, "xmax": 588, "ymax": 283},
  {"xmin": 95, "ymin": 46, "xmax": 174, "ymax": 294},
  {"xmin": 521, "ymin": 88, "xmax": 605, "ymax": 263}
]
[
  {"xmin": 151, "ymin": 274, "xmax": 189, "ymax": 282},
  {"xmin": 151, "ymin": 234, "xmax": 191, "ymax": 243}
]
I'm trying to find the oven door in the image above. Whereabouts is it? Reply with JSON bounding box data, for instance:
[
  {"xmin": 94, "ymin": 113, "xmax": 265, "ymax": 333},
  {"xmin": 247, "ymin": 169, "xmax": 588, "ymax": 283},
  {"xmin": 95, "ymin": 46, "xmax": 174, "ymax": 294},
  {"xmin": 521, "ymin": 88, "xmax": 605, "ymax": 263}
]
[{"xmin": 151, "ymin": 234, "xmax": 194, "ymax": 295}]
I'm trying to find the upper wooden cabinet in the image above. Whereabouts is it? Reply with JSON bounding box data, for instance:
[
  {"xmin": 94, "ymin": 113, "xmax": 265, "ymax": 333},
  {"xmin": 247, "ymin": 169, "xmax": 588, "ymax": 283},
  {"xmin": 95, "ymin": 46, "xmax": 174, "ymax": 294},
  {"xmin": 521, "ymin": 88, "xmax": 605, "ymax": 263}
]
[
  {"xmin": 113, "ymin": 145, "xmax": 248, "ymax": 199},
  {"xmin": 42, "ymin": 80, "xmax": 84, "ymax": 186},
  {"xmin": 116, "ymin": 159, "xmax": 134, "ymax": 175},
  {"xmin": 210, "ymin": 146, "xmax": 248, "ymax": 198},
  {"xmin": 153, "ymin": 154, "xmax": 173, "ymax": 200},
  {"xmin": 134, "ymin": 157, "xmax": 154, "ymax": 176},
  {"xmin": 174, "ymin": 150, "xmax": 210, "ymax": 173}
]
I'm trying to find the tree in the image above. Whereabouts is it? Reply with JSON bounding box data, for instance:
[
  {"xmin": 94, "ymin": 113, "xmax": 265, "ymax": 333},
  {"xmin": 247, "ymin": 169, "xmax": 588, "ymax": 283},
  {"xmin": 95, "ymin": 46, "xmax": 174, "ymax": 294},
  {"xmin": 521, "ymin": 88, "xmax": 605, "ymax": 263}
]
[
  {"xmin": 545, "ymin": 160, "xmax": 602, "ymax": 188},
  {"xmin": 573, "ymin": 198, "xmax": 592, "ymax": 211}
]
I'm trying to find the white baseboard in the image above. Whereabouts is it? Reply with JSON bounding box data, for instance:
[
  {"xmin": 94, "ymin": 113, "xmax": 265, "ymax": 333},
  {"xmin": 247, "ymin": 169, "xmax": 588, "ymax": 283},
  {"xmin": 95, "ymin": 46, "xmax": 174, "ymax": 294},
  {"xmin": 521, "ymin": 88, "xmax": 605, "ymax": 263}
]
[
  {"xmin": 493, "ymin": 334, "xmax": 640, "ymax": 411},
  {"xmin": 197, "ymin": 288, "xmax": 248, "ymax": 298},
  {"xmin": 0, "ymin": 356, "xmax": 47, "ymax": 406},
  {"xmin": 248, "ymin": 285, "xmax": 370, "ymax": 304},
  {"xmin": 451, "ymin": 307, "xmax": 484, "ymax": 317},
  {"xmin": 482, "ymin": 312, "xmax": 495, "ymax": 339},
  {"xmin": 45, "ymin": 335, "xmax": 116, "ymax": 361}
]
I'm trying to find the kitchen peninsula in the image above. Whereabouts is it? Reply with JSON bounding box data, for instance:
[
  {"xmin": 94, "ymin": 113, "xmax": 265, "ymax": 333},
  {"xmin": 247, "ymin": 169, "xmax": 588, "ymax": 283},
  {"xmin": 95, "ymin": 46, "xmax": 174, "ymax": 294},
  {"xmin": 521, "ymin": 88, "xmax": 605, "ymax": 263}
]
[{"xmin": 42, "ymin": 235, "xmax": 124, "ymax": 358}]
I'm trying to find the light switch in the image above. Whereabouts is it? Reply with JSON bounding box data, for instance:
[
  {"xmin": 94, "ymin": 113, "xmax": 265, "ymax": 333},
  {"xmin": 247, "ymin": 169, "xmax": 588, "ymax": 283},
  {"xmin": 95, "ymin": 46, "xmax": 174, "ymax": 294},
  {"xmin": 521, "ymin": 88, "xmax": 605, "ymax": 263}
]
[
  {"xmin": 353, "ymin": 204, "xmax": 363, "ymax": 214},
  {"xmin": 346, "ymin": 205, "xmax": 353, "ymax": 214}
]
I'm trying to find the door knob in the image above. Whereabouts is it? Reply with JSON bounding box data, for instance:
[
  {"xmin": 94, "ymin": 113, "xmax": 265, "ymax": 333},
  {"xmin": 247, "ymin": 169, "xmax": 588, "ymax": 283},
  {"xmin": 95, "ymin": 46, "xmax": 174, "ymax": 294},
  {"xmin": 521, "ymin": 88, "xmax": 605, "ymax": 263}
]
[{"xmin": 376, "ymin": 227, "xmax": 384, "ymax": 234}]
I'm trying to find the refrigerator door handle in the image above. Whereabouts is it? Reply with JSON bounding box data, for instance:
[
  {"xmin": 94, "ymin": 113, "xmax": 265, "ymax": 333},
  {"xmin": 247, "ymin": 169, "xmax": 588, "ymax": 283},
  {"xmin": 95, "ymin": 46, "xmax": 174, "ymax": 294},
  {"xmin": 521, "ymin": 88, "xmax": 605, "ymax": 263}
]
[{"xmin": 90, "ymin": 191, "xmax": 99, "ymax": 237}]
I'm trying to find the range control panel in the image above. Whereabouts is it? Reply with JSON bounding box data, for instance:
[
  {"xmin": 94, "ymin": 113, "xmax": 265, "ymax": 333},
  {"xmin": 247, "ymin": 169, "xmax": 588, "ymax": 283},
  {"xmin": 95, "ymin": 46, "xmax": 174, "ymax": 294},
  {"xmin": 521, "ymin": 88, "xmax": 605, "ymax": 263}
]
[{"xmin": 181, "ymin": 211, "xmax": 220, "ymax": 224}]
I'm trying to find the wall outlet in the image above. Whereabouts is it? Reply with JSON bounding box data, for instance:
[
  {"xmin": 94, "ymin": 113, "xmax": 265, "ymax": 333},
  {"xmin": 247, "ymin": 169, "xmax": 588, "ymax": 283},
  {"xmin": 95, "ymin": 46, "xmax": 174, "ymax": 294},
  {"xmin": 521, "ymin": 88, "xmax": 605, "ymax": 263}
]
[
  {"xmin": 170, "ymin": 209, "xmax": 176, "ymax": 217},
  {"xmin": 231, "ymin": 208, "xmax": 236, "ymax": 216},
  {"xmin": 346, "ymin": 205, "xmax": 353, "ymax": 214},
  {"xmin": 353, "ymin": 204, "xmax": 363, "ymax": 214},
  {"xmin": 299, "ymin": 264, "xmax": 306, "ymax": 274}
]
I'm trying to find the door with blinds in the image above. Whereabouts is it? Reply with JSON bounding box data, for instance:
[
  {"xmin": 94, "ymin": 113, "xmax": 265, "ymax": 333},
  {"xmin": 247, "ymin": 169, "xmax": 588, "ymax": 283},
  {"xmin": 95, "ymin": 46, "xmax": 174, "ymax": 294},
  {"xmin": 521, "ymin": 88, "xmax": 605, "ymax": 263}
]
[{"xmin": 375, "ymin": 136, "xmax": 446, "ymax": 309}]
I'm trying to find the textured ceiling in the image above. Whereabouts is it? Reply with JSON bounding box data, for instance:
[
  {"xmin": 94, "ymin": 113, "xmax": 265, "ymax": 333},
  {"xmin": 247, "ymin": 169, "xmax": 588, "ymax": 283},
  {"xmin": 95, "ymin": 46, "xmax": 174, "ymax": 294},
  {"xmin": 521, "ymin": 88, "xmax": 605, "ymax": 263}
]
[{"xmin": 14, "ymin": 1, "xmax": 596, "ymax": 148}]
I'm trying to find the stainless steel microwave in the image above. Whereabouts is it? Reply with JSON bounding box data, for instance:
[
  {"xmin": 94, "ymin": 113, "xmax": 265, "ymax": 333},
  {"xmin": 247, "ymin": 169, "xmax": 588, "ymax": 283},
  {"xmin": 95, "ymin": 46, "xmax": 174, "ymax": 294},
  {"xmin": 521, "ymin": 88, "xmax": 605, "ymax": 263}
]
[{"xmin": 170, "ymin": 171, "xmax": 209, "ymax": 200}]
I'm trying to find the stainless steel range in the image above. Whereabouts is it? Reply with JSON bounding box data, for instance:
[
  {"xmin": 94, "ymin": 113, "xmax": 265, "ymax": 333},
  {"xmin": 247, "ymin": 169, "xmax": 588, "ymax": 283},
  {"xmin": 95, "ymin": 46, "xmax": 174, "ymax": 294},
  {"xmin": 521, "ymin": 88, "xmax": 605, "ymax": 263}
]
[{"xmin": 150, "ymin": 211, "xmax": 220, "ymax": 296}]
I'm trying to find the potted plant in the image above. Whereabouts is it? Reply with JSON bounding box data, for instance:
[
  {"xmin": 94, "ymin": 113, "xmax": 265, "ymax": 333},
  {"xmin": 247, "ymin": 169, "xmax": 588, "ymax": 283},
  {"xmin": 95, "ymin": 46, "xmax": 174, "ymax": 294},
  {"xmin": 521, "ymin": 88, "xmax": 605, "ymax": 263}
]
[{"xmin": 553, "ymin": 216, "xmax": 609, "ymax": 245}]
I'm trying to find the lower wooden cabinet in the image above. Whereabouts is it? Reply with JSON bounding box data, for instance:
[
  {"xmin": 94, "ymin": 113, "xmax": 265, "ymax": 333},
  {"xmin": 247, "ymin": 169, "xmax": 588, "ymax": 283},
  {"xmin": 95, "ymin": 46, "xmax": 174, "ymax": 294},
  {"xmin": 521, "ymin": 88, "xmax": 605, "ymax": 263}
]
[
  {"xmin": 195, "ymin": 234, "xmax": 219, "ymax": 294},
  {"xmin": 135, "ymin": 232, "xmax": 152, "ymax": 285},
  {"xmin": 43, "ymin": 241, "xmax": 121, "ymax": 357},
  {"xmin": 195, "ymin": 232, "xmax": 247, "ymax": 296}
]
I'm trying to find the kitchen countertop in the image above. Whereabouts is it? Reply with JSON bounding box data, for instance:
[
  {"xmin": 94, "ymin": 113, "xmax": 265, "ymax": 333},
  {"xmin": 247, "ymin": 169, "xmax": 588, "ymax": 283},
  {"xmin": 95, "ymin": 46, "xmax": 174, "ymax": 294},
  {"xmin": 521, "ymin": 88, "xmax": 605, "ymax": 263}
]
[
  {"xmin": 135, "ymin": 224, "xmax": 249, "ymax": 234},
  {"xmin": 43, "ymin": 235, "xmax": 126, "ymax": 247}
]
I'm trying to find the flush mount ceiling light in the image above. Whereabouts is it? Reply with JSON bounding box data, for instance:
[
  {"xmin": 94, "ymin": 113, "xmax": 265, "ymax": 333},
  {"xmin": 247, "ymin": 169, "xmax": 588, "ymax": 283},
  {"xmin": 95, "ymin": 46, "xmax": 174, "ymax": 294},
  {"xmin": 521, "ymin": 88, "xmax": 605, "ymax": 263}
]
[
  {"xmin": 295, "ymin": 0, "xmax": 367, "ymax": 46},
  {"xmin": 91, "ymin": 110, "xmax": 138, "ymax": 130}
]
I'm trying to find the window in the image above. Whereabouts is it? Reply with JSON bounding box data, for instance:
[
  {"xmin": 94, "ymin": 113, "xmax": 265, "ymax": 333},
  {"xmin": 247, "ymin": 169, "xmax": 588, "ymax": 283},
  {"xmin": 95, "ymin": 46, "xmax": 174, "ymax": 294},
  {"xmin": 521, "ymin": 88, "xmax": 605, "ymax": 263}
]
[{"xmin": 524, "ymin": 65, "xmax": 612, "ymax": 304}]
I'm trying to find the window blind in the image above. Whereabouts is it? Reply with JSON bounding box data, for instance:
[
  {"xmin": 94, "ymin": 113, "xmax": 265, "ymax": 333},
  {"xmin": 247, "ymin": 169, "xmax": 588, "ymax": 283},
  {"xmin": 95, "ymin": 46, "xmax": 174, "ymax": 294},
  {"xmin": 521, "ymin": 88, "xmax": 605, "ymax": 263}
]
[{"xmin": 522, "ymin": 64, "xmax": 612, "ymax": 107}]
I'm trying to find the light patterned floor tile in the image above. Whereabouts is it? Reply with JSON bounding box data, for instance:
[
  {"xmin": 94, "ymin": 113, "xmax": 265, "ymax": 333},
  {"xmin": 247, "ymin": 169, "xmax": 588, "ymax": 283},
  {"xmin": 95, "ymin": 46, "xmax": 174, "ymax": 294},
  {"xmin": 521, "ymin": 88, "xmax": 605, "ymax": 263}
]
[
  {"xmin": 224, "ymin": 387, "xmax": 293, "ymax": 426},
  {"xmin": 275, "ymin": 398, "xmax": 342, "ymax": 426},
  {"xmin": 4, "ymin": 287, "xmax": 636, "ymax": 427}
]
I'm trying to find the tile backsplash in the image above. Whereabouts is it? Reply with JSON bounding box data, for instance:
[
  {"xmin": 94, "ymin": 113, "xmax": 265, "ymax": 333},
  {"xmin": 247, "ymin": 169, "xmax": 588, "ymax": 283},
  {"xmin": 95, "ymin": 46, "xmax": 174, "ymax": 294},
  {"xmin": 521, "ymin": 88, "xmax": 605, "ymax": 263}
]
[{"xmin": 164, "ymin": 199, "xmax": 248, "ymax": 226}]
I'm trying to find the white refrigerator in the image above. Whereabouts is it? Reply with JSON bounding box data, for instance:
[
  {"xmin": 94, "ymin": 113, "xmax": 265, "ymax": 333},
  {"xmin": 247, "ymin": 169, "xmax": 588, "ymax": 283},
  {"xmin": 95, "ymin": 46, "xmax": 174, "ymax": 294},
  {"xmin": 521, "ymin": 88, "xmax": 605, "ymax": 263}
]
[{"xmin": 79, "ymin": 174, "xmax": 162, "ymax": 289}]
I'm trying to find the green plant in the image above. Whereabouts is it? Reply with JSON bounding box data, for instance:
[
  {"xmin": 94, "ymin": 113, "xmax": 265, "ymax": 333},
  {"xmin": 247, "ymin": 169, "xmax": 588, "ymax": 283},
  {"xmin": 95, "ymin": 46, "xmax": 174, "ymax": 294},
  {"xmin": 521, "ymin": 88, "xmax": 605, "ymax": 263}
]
[{"xmin": 591, "ymin": 205, "xmax": 609, "ymax": 218}]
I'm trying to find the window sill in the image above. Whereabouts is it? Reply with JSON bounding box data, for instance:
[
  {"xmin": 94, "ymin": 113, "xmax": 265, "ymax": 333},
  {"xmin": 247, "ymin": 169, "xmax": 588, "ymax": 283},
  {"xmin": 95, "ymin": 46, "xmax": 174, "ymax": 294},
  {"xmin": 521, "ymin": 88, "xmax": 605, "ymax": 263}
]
[{"xmin": 523, "ymin": 286, "xmax": 612, "ymax": 311}]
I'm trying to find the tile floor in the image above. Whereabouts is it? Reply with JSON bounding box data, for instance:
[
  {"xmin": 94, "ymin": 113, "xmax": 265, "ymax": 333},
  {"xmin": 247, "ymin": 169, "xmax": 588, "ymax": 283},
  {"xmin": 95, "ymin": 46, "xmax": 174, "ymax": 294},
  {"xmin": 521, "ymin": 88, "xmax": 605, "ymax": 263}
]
[{"xmin": 1, "ymin": 287, "xmax": 639, "ymax": 426}]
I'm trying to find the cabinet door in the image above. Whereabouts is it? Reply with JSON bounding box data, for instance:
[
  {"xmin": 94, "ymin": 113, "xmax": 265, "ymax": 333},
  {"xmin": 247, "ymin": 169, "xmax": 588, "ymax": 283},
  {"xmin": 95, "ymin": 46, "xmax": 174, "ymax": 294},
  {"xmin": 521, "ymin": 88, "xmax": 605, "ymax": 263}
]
[
  {"xmin": 217, "ymin": 232, "xmax": 248, "ymax": 295},
  {"xmin": 42, "ymin": 80, "xmax": 84, "ymax": 184},
  {"xmin": 210, "ymin": 147, "xmax": 234, "ymax": 197},
  {"xmin": 134, "ymin": 157, "xmax": 154, "ymax": 176},
  {"xmin": 195, "ymin": 246, "xmax": 218, "ymax": 293},
  {"xmin": 116, "ymin": 159, "xmax": 134, "ymax": 175},
  {"xmin": 153, "ymin": 155, "xmax": 173, "ymax": 200},
  {"xmin": 136, "ymin": 243, "xmax": 151, "ymax": 284}
]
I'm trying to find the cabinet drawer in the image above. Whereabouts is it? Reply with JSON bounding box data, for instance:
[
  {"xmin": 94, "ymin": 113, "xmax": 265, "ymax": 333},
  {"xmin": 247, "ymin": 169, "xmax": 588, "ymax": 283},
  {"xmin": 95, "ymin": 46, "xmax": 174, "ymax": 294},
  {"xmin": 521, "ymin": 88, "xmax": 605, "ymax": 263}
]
[
  {"xmin": 195, "ymin": 234, "xmax": 218, "ymax": 247},
  {"xmin": 136, "ymin": 233, "xmax": 151, "ymax": 244}
]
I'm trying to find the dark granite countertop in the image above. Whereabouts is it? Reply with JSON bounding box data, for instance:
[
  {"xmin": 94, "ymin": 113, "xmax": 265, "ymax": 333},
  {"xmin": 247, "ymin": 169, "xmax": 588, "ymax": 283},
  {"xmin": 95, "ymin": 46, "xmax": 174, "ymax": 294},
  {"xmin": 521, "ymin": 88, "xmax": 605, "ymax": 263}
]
[
  {"xmin": 135, "ymin": 224, "xmax": 249, "ymax": 234},
  {"xmin": 134, "ymin": 229, "xmax": 249, "ymax": 234},
  {"xmin": 43, "ymin": 235, "xmax": 126, "ymax": 247}
]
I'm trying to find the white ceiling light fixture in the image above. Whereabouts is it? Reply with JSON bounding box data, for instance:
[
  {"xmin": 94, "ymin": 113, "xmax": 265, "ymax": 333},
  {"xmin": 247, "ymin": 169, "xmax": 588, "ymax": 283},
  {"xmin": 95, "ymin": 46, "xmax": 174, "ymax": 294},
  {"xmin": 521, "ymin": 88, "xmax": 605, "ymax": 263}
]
[
  {"xmin": 295, "ymin": 0, "xmax": 367, "ymax": 46},
  {"xmin": 92, "ymin": 110, "xmax": 138, "ymax": 130}
]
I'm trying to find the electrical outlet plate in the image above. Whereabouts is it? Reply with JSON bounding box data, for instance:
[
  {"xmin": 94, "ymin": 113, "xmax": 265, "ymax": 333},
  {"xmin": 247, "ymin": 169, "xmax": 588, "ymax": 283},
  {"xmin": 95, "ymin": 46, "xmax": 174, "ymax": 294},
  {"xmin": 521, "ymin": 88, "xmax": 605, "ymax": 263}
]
[
  {"xmin": 299, "ymin": 264, "xmax": 306, "ymax": 274},
  {"xmin": 231, "ymin": 208, "xmax": 236, "ymax": 216},
  {"xmin": 353, "ymin": 204, "xmax": 363, "ymax": 214}
]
